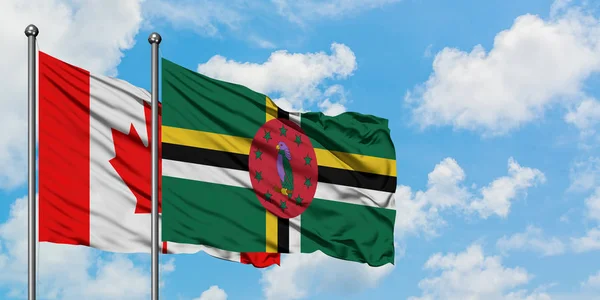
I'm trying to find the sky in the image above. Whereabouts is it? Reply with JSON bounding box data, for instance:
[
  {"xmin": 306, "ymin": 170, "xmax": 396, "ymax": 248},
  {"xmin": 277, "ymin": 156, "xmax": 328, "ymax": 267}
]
[{"xmin": 1, "ymin": 0, "xmax": 600, "ymax": 299}]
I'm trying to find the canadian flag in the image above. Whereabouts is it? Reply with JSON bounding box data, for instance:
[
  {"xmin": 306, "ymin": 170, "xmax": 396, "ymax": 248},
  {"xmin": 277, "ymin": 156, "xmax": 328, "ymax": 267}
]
[{"xmin": 38, "ymin": 51, "xmax": 279, "ymax": 268}]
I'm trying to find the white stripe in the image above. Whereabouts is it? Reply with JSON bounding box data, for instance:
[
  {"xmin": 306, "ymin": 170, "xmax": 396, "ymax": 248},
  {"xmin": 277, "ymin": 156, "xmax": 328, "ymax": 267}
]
[
  {"xmin": 289, "ymin": 111, "xmax": 302, "ymax": 252},
  {"xmin": 163, "ymin": 159, "xmax": 395, "ymax": 209},
  {"xmin": 317, "ymin": 182, "xmax": 395, "ymax": 209},
  {"xmin": 163, "ymin": 159, "xmax": 252, "ymax": 188},
  {"xmin": 289, "ymin": 111, "xmax": 301, "ymax": 127},
  {"xmin": 289, "ymin": 214, "xmax": 301, "ymax": 253}
]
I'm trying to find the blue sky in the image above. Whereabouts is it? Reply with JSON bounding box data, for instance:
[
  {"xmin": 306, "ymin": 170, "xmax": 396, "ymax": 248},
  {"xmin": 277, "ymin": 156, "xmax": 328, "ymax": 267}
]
[{"xmin": 1, "ymin": 0, "xmax": 600, "ymax": 299}]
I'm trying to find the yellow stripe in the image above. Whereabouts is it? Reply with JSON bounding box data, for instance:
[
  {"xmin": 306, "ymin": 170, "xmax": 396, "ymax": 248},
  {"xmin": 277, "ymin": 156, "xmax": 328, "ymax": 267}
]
[
  {"xmin": 265, "ymin": 95, "xmax": 279, "ymax": 252},
  {"xmin": 265, "ymin": 211, "xmax": 278, "ymax": 252},
  {"xmin": 163, "ymin": 126, "xmax": 251, "ymax": 155},
  {"xmin": 266, "ymin": 96, "xmax": 277, "ymax": 122},
  {"xmin": 314, "ymin": 149, "xmax": 397, "ymax": 177}
]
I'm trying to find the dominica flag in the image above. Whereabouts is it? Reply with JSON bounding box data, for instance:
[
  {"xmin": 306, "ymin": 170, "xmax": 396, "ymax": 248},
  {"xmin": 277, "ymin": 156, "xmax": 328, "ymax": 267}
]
[{"xmin": 161, "ymin": 58, "xmax": 397, "ymax": 266}]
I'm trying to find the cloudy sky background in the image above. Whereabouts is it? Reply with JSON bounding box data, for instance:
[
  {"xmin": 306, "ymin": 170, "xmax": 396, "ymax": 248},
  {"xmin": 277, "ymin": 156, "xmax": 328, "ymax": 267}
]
[{"xmin": 1, "ymin": 0, "xmax": 600, "ymax": 299}]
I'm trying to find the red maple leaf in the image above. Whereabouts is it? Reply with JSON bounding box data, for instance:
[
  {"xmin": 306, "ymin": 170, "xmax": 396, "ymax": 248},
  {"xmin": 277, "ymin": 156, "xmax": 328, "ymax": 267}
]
[{"xmin": 109, "ymin": 101, "xmax": 162, "ymax": 214}]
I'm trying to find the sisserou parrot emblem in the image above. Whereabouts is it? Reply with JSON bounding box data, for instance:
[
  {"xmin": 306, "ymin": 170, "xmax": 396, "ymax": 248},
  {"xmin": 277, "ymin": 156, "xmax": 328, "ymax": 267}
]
[{"xmin": 249, "ymin": 117, "xmax": 318, "ymax": 219}]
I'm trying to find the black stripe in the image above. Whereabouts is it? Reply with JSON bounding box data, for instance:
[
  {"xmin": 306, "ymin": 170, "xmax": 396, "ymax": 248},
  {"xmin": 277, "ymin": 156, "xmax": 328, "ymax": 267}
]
[
  {"xmin": 318, "ymin": 166, "xmax": 397, "ymax": 193},
  {"xmin": 163, "ymin": 143, "xmax": 248, "ymax": 171},
  {"xmin": 277, "ymin": 217, "xmax": 290, "ymax": 253},
  {"xmin": 276, "ymin": 109, "xmax": 290, "ymax": 254},
  {"xmin": 163, "ymin": 143, "xmax": 395, "ymax": 192},
  {"xmin": 277, "ymin": 107, "xmax": 289, "ymax": 119}
]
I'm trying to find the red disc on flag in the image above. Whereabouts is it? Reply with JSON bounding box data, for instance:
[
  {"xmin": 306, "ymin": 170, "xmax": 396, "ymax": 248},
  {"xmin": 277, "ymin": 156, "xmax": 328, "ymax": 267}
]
[{"xmin": 249, "ymin": 118, "xmax": 318, "ymax": 219}]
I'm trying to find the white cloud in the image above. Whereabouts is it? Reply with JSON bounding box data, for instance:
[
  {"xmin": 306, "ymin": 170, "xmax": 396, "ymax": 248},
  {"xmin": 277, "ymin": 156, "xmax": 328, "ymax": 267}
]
[
  {"xmin": 272, "ymin": 0, "xmax": 401, "ymax": 24},
  {"xmin": 260, "ymin": 251, "xmax": 395, "ymax": 300},
  {"xmin": 504, "ymin": 290, "xmax": 553, "ymax": 300},
  {"xmin": 581, "ymin": 270, "xmax": 600, "ymax": 289},
  {"xmin": 569, "ymin": 168, "xmax": 600, "ymax": 254},
  {"xmin": 318, "ymin": 99, "xmax": 347, "ymax": 116},
  {"xmin": 423, "ymin": 44, "xmax": 434, "ymax": 58},
  {"xmin": 571, "ymin": 228, "xmax": 600, "ymax": 253},
  {"xmin": 469, "ymin": 158, "xmax": 546, "ymax": 219},
  {"xmin": 248, "ymin": 35, "xmax": 277, "ymax": 49},
  {"xmin": 569, "ymin": 157, "xmax": 600, "ymax": 192},
  {"xmin": 194, "ymin": 285, "xmax": 228, "ymax": 300},
  {"xmin": 0, "ymin": 196, "xmax": 154, "ymax": 299},
  {"xmin": 159, "ymin": 257, "xmax": 176, "ymax": 288},
  {"xmin": 143, "ymin": 0, "xmax": 244, "ymax": 37},
  {"xmin": 394, "ymin": 158, "xmax": 469, "ymax": 237},
  {"xmin": 197, "ymin": 43, "xmax": 357, "ymax": 112},
  {"xmin": 143, "ymin": 0, "xmax": 394, "ymax": 47},
  {"xmin": 160, "ymin": 257, "xmax": 176, "ymax": 273},
  {"xmin": 77, "ymin": 255, "xmax": 150, "ymax": 300},
  {"xmin": 317, "ymin": 85, "xmax": 348, "ymax": 116},
  {"xmin": 409, "ymin": 244, "xmax": 548, "ymax": 300},
  {"xmin": 550, "ymin": 0, "xmax": 574, "ymax": 17},
  {"xmin": 273, "ymin": 98, "xmax": 301, "ymax": 113},
  {"xmin": 496, "ymin": 226, "xmax": 566, "ymax": 256},
  {"xmin": 419, "ymin": 157, "xmax": 470, "ymax": 209},
  {"xmin": 396, "ymin": 157, "xmax": 545, "ymax": 237},
  {"xmin": 0, "ymin": 0, "xmax": 144, "ymax": 189},
  {"xmin": 564, "ymin": 98, "xmax": 600, "ymax": 137},
  {"xmin": 394, "ymin": 185, "xmax": 446, "ymax": 238},
  {"xmin": 405, "ymin": 4, "xmax": 600, "ymax": 136},
  {"xmin": 585, "ymin": 187, "xmax": 600, "ymax": 222}
]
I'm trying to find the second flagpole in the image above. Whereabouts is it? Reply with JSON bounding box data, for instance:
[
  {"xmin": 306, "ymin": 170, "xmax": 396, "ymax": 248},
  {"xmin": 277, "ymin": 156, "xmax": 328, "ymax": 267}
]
[
  {"xmin": 25, "ymin": 24, "xmax": 39, "ymax": 300},
  {"xmin": 149, "ymin": 32, "xmax": 162, "ymax": 300}
]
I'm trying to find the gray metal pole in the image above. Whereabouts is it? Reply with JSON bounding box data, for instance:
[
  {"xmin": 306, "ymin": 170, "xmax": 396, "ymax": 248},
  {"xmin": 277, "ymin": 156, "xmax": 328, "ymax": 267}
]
[
  {"xmin": 148, "ymin": 32, "xmax": 162, "ymax": 300},
  {"xmin": 24, "ymin": 24, "xmax": 39, "ymax": 300}
]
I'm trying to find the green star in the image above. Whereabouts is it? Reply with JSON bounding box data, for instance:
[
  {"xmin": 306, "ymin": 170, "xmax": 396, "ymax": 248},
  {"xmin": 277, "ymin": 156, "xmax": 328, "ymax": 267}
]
[
  {"xmin": 265, "ymin": 191, "xmax": 272, "ymax": 202},
  {"xmin": 280, "ymin": 200, "xmax": 287, "ymax": 210},
  {"xmin": 295, "ymin": 195, "xmax": 303, "ymax": 205},
  {"xmin": 294, "ymin": 134, "xmax": 302, "ymax": 146},
  {"xmin": 263, "ymin": 130, "xmax": 272, "ymax": 143},
  {"xmin": 279, "ymin": 125, "xmax": 288, "ymax": 136},
  {"xmin": 254, "ymin": 149, "xmax": 263, "ymax": 160},
  {"xmin": 304, "ymin": 154, "xmax": 312, "ymax": 166},
  {"xmin": 304, "ymin": 177, "xmax": 312, "ymax": 188},
  {"xmin": 254, "ymin": 171, "xmax": 263, "ymax": 182}
]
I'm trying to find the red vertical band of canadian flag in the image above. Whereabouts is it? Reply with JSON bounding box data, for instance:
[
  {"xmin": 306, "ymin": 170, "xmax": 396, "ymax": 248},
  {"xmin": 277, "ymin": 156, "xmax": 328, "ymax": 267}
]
[{"xmin": 38, "ymin": 51, "xmax": 280, "ymax": 268}]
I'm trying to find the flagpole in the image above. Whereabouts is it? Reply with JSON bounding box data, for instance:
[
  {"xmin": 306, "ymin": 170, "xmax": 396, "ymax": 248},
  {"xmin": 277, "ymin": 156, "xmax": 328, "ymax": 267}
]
[
  {"xmin": 25, "ymin": 24, "xmax": 39, "ymax": 300},
  {"xmin": 148, "ymin": 32, "xmax": 162, "ymax": 300}
]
